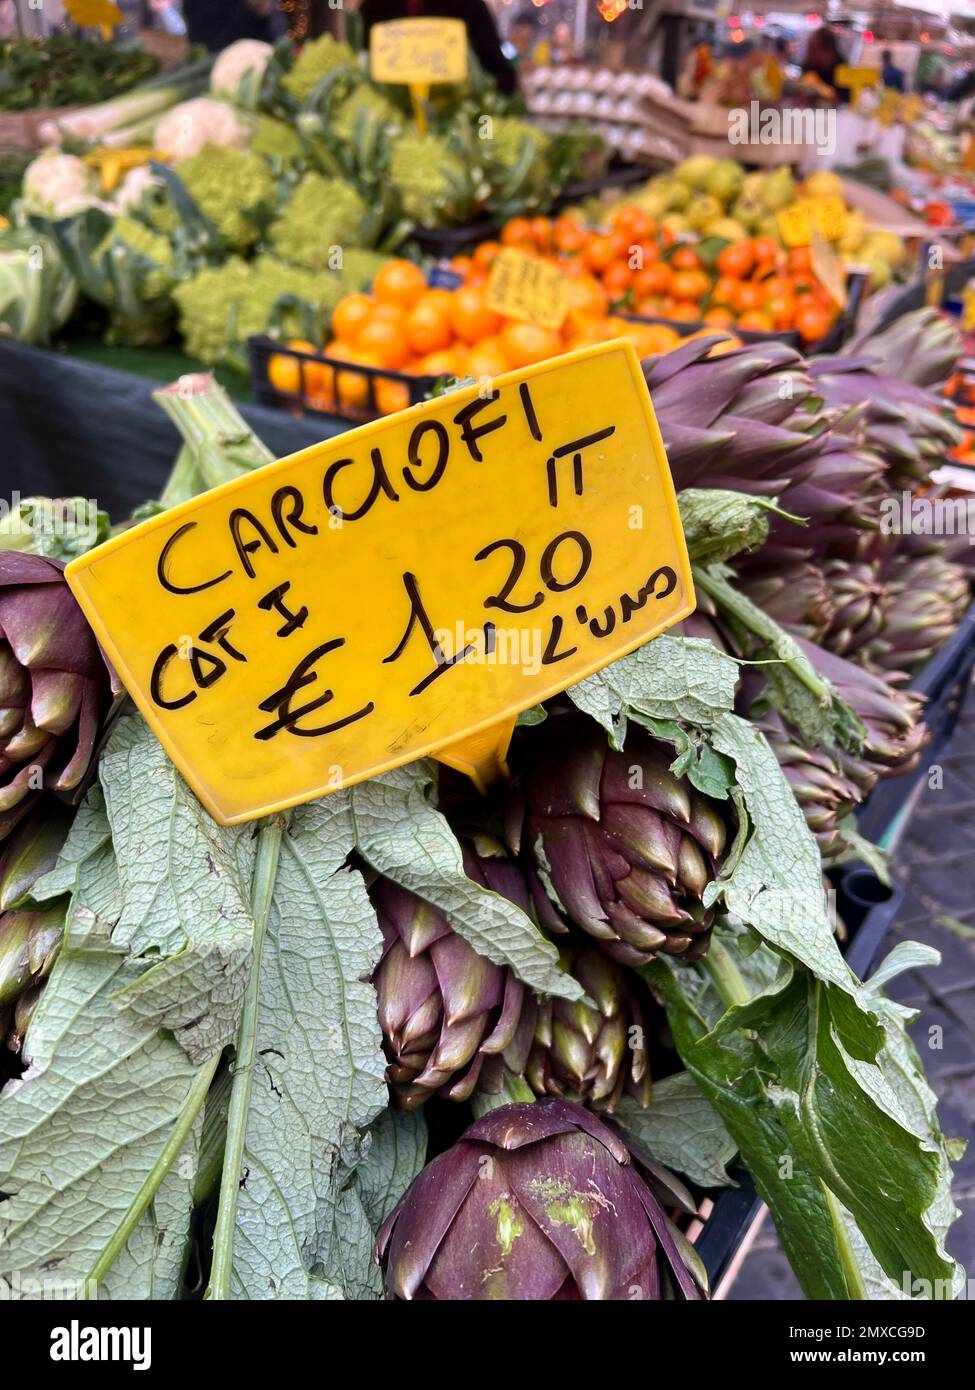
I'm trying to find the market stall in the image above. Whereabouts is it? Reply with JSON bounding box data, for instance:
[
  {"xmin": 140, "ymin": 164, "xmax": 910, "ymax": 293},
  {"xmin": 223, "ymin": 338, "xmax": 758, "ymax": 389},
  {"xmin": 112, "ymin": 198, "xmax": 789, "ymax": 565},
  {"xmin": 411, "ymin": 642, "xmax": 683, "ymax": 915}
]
[{"xmin": 0, "ymin": 2, "xmax": 973, "ymax": 1317}]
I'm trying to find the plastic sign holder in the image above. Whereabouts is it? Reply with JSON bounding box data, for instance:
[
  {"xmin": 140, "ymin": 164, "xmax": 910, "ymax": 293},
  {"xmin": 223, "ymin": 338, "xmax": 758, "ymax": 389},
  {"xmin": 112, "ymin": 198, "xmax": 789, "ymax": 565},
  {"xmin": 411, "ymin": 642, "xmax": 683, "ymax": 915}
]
[
  {"xmin": 66, "ymin": 341, "xmax": 694, "ymax": 825},
  {"xmin": 369, "ymin": 17, "xmax": 468, "ymax": 138},
  {"xmin": 485, "ymin": 249, "xmax": 570, "ymax": 331}
]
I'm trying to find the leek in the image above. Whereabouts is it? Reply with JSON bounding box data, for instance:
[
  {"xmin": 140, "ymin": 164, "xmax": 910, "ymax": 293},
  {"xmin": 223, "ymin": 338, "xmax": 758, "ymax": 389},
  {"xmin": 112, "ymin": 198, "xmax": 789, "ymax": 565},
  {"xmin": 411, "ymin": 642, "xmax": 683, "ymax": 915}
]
[{"xmin": 40, "ymin": 55, "xmax": 213, "ymax": 147}]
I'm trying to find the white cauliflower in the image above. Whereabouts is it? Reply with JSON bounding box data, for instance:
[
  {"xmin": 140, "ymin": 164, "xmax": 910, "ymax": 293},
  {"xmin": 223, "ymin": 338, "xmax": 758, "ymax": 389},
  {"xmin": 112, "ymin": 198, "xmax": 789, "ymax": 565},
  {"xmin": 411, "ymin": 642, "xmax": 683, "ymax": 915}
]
[
  {"xmin": 210, "ymin": 39, "xmax": 274, "ymax": 108},
  {"xmin": 22, "ymin": 152, "xmax": 101, "ymax": 218},
  {"xmin": 112, "ymin": 164, "xmax": 164, "ymax": 215},
  {"xmin": 154, "ymin": 97, "xmax": 251, "ymax": 161}
]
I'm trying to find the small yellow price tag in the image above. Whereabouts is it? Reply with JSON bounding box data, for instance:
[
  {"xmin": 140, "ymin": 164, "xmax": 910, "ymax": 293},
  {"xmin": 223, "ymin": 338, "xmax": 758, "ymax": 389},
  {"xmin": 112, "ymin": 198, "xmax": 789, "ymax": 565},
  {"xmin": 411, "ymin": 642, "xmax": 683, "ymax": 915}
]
[
  {"xmin": 63, "ymin": 0, "xmax": 123, "ymax": 36},
  {"xmin": 777, "ymin": 196, "xmax": 848, "ymax": 247},
  {"xmin": 66, "ymin": 342, "xmax": 693, "ymax": 825},
  {"xmin": 370, "ymin": 17, "xmax": 468, "ymax": 86},
  {"xmin": 485, "ymin": 249, "xmax": 569, "ymax": 331},
  {"xmin": 835, "ymin": 64, "xmax": 878, "ymax": 110}
]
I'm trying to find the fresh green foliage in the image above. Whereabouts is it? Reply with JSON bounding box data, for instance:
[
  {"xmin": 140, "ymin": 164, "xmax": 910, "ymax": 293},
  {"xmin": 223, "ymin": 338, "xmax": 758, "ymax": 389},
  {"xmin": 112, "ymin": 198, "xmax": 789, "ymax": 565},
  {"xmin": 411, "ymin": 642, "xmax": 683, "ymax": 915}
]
[
  {"xmin": 269, "ymin": 171, "xmax": 367, "ymax": 270},
  {"xmin": 0, "ymin": 30, "xmax": 158, "ymax": 112},
  {"xmin": 568, "ymin": 633, "xmax": 961, "ymax": 1299}
]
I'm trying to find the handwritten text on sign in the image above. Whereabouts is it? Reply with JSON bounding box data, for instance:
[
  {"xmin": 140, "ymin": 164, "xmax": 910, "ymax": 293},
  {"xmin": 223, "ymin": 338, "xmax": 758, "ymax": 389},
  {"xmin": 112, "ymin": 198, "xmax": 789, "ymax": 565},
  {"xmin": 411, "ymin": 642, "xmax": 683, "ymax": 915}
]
[
  {"xmin": 66, "ymin": 342, "xmax": 693, "ymax": 825},
  {"xmin": 370, "ymin": 17, "xmax": 468, "ymax": 86},
  {"xmin": 486, "ymin": 249, "xmax": 569, "ymax": 331}
]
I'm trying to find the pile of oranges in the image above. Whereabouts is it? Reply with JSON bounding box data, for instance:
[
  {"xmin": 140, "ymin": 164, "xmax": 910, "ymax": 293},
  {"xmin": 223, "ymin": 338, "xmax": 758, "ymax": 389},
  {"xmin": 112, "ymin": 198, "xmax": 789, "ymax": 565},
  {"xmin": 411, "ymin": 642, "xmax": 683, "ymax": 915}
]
[
  {"xmin": 268, "ymin": 255, "xmax": 718, "ymax": 417},
  {"xmin": 456, "ymin": 207, "xmax": 840, "ymax": 345}
]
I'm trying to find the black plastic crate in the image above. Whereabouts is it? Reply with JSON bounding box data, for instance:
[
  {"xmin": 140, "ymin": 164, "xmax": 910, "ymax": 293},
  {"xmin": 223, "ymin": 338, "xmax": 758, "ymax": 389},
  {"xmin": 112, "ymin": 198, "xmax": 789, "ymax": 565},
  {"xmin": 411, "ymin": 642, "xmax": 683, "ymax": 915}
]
[
  {"xmin": 619, "ymin": 270, "xmax": 868, "ymax": 356},
  {"xmin": 249, "ymin": 334, "xmax": 439, "ymax": 424}
]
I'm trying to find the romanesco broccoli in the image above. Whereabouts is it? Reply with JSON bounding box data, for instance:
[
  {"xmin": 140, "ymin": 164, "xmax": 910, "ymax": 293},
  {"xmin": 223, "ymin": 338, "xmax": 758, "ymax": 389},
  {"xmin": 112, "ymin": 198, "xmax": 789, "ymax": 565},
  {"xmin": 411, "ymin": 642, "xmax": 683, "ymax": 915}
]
[
  {"xmin": 329, "ymin": 85, "xmax": 401, "ymax": 144},
  {"xmin": 173, "ymin": 252, "xmax": 386, "ymax": 366},
  {"xmin": 174, "ymin": 144, "xmax": 275, "ymax": 252},
  {"xmin": 389, "ymin": 133, "xmax": 468, "ymax": 225},
  {"xmin": 481, "ymin": 116, "xmax": 550, "ymax": 192},
  {"xmin": 269, "ymin": 172, "xmax": 366, "ymax": 271},
  {"xmin": 251, "ymin": 115, "xmax": 303, "ymax": 168},
  {"xmin": 96, "ymin": 215, "xmax": 174, "ymax": 301},
  {"xmin": 283, "ymin": 34, "xmax": 357, "ymax": 101}
]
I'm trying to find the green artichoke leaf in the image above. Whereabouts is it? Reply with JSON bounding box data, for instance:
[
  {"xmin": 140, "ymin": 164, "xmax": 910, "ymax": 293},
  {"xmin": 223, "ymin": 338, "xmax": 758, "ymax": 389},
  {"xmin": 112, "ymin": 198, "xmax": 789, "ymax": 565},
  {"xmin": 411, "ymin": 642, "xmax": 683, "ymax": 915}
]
[
  {"xmin": 568, "ymin": 632, "xmax": 739, "ymax": 748},
  {"xmin": 694, "ymin": 564, "xmax": 866, "ymax": 754},
  {"xmin": 649, "ymin": 943, "xmax": 961, "ymax": 1300},
  {"xmin": 95, "ymin": 712, "xmax": 257, "ymax": 1065},
  {"xmin": 211, "ymin": 790, "xmax": 388, "ymax": 1300},
  {"xmin": 614, "ymin": 1074, "xmax": 737, "ymax": 1189},
  {"xmin": 677, "ymin": 488, "xmax": 778, "ymax": 566},
  {"xmin": 354, "ymin": 1107, "xmax": 428, "ymax": 1233},
  {"xmin": 350, "ymin": 762, "xmax": 584, "ymax": 1001},
  {"xmin": 0, "ymin": 797, "xmax": 204, "ymax": 1300},
  {"xmin": 0, "ymin": 495, "xmax": 109, "ymax": 561}
]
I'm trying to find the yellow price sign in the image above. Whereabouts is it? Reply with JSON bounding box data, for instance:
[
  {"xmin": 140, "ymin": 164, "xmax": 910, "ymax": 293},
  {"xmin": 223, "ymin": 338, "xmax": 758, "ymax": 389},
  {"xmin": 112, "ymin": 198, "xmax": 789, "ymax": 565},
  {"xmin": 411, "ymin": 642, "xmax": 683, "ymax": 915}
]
[
  {"xmin": 66, "ymin": 342, "xmax": 693, "ymax": 826},
  {"xmin": 370, "ymin": 17, "xmax": 468, "ymax": 86},
  {"xmin": 778, "ymin": 196, "xmax": 848, "ymax": 248},
  {"xmin": 835, "ymin": 64, "xmax": 878, "ymax": 110},
  {"xmin": 485, "ymin": 249, "xmax": 569, "ymax": 331},
  {"xmin": 63, "ymin": 0, "xmax": 123, "ymax": 30}
]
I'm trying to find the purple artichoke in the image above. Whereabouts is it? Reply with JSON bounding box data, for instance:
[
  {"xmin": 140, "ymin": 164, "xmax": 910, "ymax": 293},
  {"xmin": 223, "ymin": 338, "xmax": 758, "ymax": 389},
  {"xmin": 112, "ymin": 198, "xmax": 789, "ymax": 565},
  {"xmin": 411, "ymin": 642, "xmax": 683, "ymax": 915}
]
[
  {"xmin": 0, "ymin": 801, "xmax": 72, "ymax": 1054},
  {"xmin": 0, "ymin": 553, "xmax": 116, "ymax": 839},
  {"xmin": 524, "ymin": 939, "xmax": 652, "ymax": 1111},
  {"xmin": 370, "ymin": 854, "xmax": 535, "ymax": 1109},
  {"xmin": 375, "ymin": 1099, "xmax": 705, "ymax": 1300},
  {"xmin": 508, "ymin": 720, "xmax": 730, "ymax": 967}
]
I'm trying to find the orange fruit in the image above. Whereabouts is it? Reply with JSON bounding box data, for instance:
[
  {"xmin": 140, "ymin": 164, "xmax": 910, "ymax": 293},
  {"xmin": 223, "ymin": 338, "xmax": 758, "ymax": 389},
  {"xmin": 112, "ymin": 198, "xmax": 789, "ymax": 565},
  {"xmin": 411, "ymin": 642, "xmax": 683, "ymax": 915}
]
[
  {"xmin": 466, "ymin": 338, "xmax": 511, "ymax": 378},
  {"xmin": 786, "ymin": 246, "xmax": 813, "ymax": 275},
  {"xmin": 356, "ymin": 314, "xmax": 410, "ymax": 369},
  {"xmin": 418, "ymin": 287, "xmax": 455, "ymax": 316},
  {"xmin": 602, "ymin": 260, "xmax": 634, "ymax": 297},
  {"xmin": 716, "ymin": 242, "xmax": 754, "ymax": 279},
  {"xmin": 609, "ymin": 203, "xmax": 656, "ymax": 241},
  {"xmin": 373, "ymin": 259, "xmax": 427, "ymax": 310},
  {"xmin": 564, "ymin": 274, "xmax": 608, "ymax": 318},
  {"xmin": 634, "ymin": 323, "xmax": 682, "ymax": 354},
  {"xmin": 752, "ymin": 235, "xmax": 781, "ymax": 268},
  {"xmin": 735, "ymin": 281, "xmax": 765, "ymax": 313},
  {"xmin": 450, "ymin": 254, "xmax": 473, "ymax": 278},
  {"xmin": 703, "ymin": 305, "xmax": 735, "ymax": 327},
  {"xmin": 671, "ymin": 245, "xmax": 702, "ymax": 271},
  {"xmin": 585, "ymin": 233, "xmax": 627, "ymax": 273},
  {"xmin": 735, "ymin": 309, "xmax": 774, "ymax": 333},
  {"xmin": 472, "ymin": 239, "xmax": 502, "ymax": 269},
  {"xmin": 375, "ymin": 377, "xmax": 411, "ymax": 416},
  {"xmin": 665, "ymin": 301, "xmax": 702, "ymax": 324},
  {"xmin": 499, "ymin": 320, "xmax": 562, "ymax": 368},
  {"xmin": 332, "ymin": 293, "xmax": 373, "ymax": 343},
  {"xmin": 501, "ymin": 217, "xmax": 534, "ymax": 248},
  {"xmin": 448, "ymin": 285, "xmax": 503, "ymax": 344},
  {"xmin": 633, "ymin": 262, "xmax": 673, "ymax": 298},
  {"xmin": 553, "ymin": 215, "xmax": 588, "ymax": 254},
  {"xmin": 794, "ymin": 300, "xmax": 833, "ymax": 343},
  {"xmin": 406, "ymin": 298, "xmax": 453, "ymax": 356},
  {"xmin": 324, "ymin": 343, "xmax": 376, "ymax": 407},
  {"xmin": 268, "ymin": 340, "xmax": 316, "ymax": 395},
  {"xmin": 765, "ymin": 293, "xmax": 797, "ymax": 330},
  {"xmin": 529, "ymin": 216, "xmax": 553, "ymax": 251},
  {"xmin": 417, "ymin": 348, "xmax": 460, "ymax": 377},
  {"xmin": 670, "ymin": 270, "xmax": 709, "ymax": 302},
  {"xmin": 711, "ymin": 275, "xmax": 743, "ymax": 309}
]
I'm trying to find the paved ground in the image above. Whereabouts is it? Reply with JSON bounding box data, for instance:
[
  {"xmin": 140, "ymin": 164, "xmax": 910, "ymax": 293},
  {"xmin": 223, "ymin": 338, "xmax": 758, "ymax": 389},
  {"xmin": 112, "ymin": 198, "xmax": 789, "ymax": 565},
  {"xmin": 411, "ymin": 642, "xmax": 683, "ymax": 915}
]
[{"xmin": 729, "ymin": 679, "xmax": 975, "ymax": 1300}]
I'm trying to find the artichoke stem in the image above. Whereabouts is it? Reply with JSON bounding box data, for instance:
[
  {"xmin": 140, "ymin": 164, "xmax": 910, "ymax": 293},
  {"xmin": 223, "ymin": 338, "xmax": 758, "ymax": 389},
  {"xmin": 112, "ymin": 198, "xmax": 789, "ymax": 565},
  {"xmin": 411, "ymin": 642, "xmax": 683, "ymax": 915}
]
[
  {"xmin": 207, "ymin": 812, "xmax": 289, "ymax": 1301},
  {"xmin": 700, "ymin": 935, "xmax": 751, "ymax": 1010},
  {"xmin": 81, "ymin": 1048, "xmax": 221, "ymax": 1297}
]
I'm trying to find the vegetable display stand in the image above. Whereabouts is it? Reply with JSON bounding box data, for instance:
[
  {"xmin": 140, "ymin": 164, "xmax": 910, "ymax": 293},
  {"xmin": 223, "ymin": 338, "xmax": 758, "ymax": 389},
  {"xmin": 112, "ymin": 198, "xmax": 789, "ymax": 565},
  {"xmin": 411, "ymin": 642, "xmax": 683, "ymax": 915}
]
[
  {"xmin": 0, "ymin": 338, "xmax": 346, "ymax": 518},
  {"xmin": 621, "ymin": 270, "xmax": 868, "ymax": 356},
  {"xmin": 249, "ymin": 334, "xmax": 439, "ymax": 424},
  {"xmin": 410, "ymin": 217, "xmax": 502, "ymax": 259}
]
